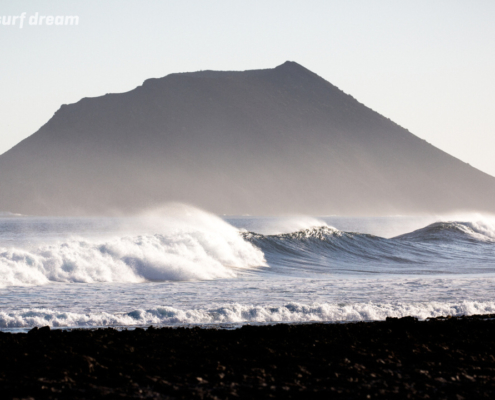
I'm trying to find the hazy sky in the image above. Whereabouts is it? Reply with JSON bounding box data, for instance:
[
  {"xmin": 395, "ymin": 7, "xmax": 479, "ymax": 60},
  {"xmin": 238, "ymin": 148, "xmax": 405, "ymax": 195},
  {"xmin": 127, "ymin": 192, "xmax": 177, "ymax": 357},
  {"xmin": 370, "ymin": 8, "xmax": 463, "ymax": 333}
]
[{"xmin": 1, "ymin": 1, "xmax": 494, "ymax": 176}]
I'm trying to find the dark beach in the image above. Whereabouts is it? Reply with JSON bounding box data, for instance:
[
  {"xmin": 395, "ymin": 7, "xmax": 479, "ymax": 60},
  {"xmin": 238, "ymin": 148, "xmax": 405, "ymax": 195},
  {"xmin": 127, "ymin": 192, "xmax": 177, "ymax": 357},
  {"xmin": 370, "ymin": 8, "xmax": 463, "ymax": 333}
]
[{"xmin": 2, "ymin": 315, "xmax": 495, "ymax": 399}]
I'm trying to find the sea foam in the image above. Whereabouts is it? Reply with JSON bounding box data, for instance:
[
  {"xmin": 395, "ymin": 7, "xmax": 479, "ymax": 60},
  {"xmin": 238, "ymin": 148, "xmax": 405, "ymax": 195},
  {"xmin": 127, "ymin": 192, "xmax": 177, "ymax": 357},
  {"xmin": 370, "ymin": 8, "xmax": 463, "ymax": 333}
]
[
  {"xmin": 0, "ymin": 206, "xmax": 266, "ymax": 287},
  {"xmin": 2, "ymin": 301, "xmax": 495, "ymax": 330}
]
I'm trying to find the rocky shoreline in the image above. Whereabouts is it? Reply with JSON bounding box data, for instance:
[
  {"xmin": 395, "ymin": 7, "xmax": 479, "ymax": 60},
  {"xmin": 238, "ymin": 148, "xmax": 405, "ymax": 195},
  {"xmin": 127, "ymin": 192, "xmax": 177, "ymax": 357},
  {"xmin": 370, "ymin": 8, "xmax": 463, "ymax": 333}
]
[{"xmin": 1, "ymin": 315, "xmax": 495, "ymax": 399}]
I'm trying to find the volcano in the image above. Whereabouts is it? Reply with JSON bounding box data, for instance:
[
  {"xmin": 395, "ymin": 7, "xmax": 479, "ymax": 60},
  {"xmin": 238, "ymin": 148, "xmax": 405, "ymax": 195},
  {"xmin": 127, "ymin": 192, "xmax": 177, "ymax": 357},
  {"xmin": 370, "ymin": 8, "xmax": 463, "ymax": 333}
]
[{"xmin": 1, "ymin": 61, "xmax": 494, "ymax": 216}]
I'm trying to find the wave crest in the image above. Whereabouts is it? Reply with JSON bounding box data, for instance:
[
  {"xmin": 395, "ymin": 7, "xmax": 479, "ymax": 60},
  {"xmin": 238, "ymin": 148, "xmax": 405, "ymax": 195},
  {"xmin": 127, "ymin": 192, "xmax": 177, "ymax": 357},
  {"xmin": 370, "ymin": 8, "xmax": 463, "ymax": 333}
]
[
  {"xmin": 394, "ymin": 221, "xmax": 495, "ymax": 243},
  {"xmin": 0, "ymin": 212, "xmax": 266, "ymax": 287}
]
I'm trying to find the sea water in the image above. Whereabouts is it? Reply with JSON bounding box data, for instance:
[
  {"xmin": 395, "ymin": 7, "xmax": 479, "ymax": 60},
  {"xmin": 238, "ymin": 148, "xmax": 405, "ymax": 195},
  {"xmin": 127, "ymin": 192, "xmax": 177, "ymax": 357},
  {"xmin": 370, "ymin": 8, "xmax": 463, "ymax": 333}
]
[{"xmin": 1, "ymin": 205, "xmax": 495, "ymax": 332}]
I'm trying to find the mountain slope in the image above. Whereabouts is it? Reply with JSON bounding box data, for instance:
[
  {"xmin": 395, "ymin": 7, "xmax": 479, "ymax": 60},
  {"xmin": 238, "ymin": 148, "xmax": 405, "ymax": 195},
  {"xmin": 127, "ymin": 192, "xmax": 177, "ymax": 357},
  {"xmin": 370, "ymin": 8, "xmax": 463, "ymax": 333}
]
[{"xmin": 1, "ymin": 61, "xmax": 494, "ymax": 216}]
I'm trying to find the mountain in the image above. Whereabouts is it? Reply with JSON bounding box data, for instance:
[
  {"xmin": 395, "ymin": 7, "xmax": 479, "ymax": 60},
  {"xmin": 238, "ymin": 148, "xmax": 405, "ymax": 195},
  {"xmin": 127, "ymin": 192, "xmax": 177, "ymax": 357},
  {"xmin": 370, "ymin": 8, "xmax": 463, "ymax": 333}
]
[{"xmin": 1, "ymin": 61, "xmax": 494, "ymax": 216}]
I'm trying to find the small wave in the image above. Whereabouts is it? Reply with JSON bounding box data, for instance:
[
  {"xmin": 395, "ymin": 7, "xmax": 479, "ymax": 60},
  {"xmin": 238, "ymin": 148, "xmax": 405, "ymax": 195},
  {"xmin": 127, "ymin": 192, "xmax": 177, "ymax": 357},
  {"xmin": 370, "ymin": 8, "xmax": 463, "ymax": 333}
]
[
  {"xmin": 394, "ymin": 221, "xmax": 495, "ymax": 243},
  {"xmin": 2, "ymin": 301, "xmax": 495, "ymax": 329}
]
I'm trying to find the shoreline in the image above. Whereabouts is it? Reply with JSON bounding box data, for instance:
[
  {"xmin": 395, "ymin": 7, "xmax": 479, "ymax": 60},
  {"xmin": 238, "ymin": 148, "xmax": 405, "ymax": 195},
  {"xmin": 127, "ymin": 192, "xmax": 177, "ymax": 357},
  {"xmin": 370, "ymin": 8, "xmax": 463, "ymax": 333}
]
[
  {"xmin": 1, "ymin": 314, "xmax": 495, "ymax": 398},
  {"xmin": 2, "ymin": 308, "xmax": 495, "ymax": 334},
  {"xmin": 3, "ymin": 313, "xmax": 495, "ymax": 334}
]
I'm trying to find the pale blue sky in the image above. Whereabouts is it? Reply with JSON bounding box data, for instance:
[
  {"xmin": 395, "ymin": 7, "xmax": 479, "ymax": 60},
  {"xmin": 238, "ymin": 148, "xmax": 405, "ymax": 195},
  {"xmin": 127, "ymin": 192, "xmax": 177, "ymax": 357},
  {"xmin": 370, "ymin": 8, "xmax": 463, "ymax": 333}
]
[{"xmin": 1, "ymin": 1, "xmax": 495, "ymax": 175}]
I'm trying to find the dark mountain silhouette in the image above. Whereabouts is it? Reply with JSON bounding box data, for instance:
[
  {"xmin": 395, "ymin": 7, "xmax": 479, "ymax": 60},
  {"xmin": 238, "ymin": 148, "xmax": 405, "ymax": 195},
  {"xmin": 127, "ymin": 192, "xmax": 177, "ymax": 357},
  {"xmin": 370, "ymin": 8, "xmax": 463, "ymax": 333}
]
[{"xmin": 1, "ymin": 61, "xmax": 494, "ymax": 216}]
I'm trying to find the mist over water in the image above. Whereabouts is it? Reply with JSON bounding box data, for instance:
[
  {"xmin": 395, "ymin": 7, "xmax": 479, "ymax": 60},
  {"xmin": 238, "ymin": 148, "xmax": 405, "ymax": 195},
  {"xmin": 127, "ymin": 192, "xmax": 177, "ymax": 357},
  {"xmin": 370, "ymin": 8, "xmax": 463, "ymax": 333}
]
[
  {"xmin": 0, "ymin": 205, "xmax": 266, "ymax": 287},
  {"xmin": 1, "ymin": 205, "xmax": 495, "ymax": 331}
]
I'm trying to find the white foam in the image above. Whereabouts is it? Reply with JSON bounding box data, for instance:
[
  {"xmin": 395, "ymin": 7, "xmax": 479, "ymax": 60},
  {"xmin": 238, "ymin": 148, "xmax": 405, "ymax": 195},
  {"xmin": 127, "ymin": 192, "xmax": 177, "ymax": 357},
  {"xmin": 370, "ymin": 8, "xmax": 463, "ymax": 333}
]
[
  {"xmin": 432, "ymin": 213, "xmax": 495, "ymax": 241},
  {"xmin": 2, "ymin": 301, "xmax": 494, "ymax": 329},
  {"xmin": 249, "ymin": 216, "xmax": 329, "ymax": 235},
  {"xmin": 0, "ymin": 206, "xmax": 266, "ymax": 287},
  {"xmin": 463, "ymin": 220, "xmax": 495, "ymax": 241}
]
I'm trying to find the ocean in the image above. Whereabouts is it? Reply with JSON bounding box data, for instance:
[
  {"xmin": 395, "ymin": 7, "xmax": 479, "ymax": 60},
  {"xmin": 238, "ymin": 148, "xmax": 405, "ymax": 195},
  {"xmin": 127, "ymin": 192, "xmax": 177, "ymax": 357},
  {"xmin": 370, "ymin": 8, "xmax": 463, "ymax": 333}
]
[{"xmin": 1, "ymin": 205, "xmax": 495, "ymax": 332}]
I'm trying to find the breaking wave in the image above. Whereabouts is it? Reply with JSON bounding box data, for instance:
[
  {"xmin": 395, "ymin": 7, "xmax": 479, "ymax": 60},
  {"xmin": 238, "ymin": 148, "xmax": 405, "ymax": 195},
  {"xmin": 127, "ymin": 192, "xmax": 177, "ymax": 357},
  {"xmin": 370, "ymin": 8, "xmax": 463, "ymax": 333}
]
[
  {"xmin": 243, "ymin": 221, "xmax": 495, "ymax": 274},
  {"xmin": 2, "ymin": 216, "xmax": 495, "ymax": 288},
  {"xmin": 0, "ymin": 208, "xmax": 266, "ymax": 287},
  {"xmin": 2, "ymin": 301, "xmax": 495, "ymax": 330},
  {"xmin": 2, "ymin": 213, "xmax": 495, "ymax": 331},
  {"xmin": 394, "ymin": 221, "xmax": 495, "ymax": 242}
]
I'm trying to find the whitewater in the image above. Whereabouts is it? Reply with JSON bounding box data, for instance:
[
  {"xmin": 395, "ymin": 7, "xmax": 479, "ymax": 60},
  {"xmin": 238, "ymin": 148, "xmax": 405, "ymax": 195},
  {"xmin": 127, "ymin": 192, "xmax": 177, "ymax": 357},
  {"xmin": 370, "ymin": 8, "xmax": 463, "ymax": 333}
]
[{"xmin": 1, "ymin": 205, "xmax": 495, "ymax": 331}]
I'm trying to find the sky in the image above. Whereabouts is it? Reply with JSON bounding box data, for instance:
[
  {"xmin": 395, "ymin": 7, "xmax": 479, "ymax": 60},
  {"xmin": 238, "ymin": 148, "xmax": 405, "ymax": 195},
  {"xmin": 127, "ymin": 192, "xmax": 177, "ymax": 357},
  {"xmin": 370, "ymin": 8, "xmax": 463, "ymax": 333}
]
[{"xmin": 1, "ymin": 1, "xmax": 495, "ymax": 176}]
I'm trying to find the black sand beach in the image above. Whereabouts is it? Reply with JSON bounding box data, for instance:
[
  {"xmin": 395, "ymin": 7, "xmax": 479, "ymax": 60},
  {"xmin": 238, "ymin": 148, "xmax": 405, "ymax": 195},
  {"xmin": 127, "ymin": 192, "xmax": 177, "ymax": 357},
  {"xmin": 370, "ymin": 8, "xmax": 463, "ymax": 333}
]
[{"xmin": 1, "ymin": 315, "xmax": 495, "ymax": 399}]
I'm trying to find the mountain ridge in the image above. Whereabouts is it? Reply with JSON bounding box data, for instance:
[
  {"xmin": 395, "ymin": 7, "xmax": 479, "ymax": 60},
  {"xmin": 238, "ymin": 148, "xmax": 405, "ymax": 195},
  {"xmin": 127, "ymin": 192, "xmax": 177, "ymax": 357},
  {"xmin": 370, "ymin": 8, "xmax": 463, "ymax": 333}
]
[{"xmin": 1, "ymin": 61, "xmax": 494, "ymax": 216}]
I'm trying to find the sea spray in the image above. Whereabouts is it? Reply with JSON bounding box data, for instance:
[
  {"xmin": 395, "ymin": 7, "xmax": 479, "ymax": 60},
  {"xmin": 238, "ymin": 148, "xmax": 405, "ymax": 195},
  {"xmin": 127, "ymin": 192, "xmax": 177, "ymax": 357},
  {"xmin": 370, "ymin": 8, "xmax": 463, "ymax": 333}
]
[{"xmin": 0, "ymin": 206, "xmax": 266, "ymax": 287}]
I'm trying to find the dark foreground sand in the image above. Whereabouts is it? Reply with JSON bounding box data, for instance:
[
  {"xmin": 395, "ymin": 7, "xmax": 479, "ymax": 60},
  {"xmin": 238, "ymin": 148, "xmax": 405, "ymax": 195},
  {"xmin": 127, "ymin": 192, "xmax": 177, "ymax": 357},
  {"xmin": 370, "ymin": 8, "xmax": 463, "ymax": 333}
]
[{"xmin": 1, "ymin": 315, "xmax": 495, "ymax": 399}]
